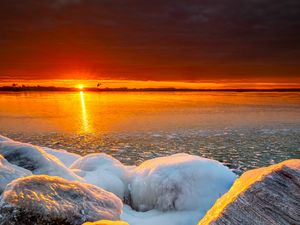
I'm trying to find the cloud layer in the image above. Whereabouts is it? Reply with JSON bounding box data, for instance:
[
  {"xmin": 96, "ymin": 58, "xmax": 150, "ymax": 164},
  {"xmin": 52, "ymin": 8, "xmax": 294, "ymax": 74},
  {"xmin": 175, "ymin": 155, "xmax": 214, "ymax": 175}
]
[{"xmin": 0, "ymin": 0, "xmax": 299, "ymax": 82}]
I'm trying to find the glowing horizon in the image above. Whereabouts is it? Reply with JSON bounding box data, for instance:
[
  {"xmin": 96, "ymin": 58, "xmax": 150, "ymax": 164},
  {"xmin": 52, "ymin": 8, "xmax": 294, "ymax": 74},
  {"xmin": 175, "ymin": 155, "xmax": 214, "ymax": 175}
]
[{"xmin": 0, "ymin": 79, "xmax": 299, "ymax": 90}]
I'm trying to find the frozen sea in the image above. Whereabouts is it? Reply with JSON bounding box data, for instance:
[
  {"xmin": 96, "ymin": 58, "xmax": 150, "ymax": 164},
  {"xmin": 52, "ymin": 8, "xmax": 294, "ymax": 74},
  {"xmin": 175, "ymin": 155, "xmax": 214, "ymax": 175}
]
[{"xmin": 0, "ymin": 91, "xmax": 299, "ymax": 174}]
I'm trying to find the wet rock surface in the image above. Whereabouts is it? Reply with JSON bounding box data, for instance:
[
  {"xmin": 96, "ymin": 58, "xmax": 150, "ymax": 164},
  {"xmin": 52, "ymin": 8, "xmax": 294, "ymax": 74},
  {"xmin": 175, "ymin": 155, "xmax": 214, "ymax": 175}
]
[
  {"xmin": 198, "ymin": 159, "xmax": 300, "ymax": 225},
  {"xmin": 0, "ymin": 175, "xmax": 123, "ymax": 225}
]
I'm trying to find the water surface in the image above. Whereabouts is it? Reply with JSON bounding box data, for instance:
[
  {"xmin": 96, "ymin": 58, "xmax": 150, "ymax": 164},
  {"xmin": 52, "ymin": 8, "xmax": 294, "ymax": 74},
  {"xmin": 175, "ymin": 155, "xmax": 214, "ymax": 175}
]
[{"xmin": 0, "ymin": 91, "xmax": 299, "ymax": 174}]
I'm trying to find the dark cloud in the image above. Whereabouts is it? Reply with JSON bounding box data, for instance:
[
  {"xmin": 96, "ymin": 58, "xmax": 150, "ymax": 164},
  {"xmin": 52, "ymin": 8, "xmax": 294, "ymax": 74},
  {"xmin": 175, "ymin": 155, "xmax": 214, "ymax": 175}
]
[{"xmin": 0, "ymin": 0, "xmax": 299, "ymax": 82}]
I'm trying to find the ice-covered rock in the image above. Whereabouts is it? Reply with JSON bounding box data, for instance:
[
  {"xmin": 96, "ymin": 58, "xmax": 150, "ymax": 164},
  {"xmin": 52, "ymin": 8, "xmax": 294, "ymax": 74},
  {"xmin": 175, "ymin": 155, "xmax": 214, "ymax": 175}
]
[
  {"xmin": 43, "ymin": 146, "xmax": 81, "ymax": 167},
  {"xmin": 130, "ymin": 153, "xmax": 236, "ymax": 213},
  {"xmin": 83, "ymin": 220, "xmax": 129, "ymax": 225},
  {"xmin": 0, "ymin": 155, "xmax": 32, "ymax": 193},
  {"xmin": 70, "ymin": 153, "xmax": 131, "ymax": 199},
  {"xmin": 199, "ymin": 159, "xmax": 300, "ymax": 225},
  {"xmin": 0, "ymin": 175, "xmax": 123, "ymax": 225},
  {"xmin": 0, "ymin": 141, "xmax": 83, "ymax": 181},
  {"xmin": 0, "ymin": 135, "xmax": 12, "ymax": 142}
]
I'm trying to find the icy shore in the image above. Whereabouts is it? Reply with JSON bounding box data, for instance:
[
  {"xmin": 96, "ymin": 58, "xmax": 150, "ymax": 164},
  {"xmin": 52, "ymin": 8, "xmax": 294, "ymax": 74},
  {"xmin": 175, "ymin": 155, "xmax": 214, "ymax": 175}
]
[
  {"xmin": 0, "ymin": 134, "xmax": 298, "ymax": 225},
  {"xmin": 0, "ymin": 134, "xmax": 236, "ymax": 225}
]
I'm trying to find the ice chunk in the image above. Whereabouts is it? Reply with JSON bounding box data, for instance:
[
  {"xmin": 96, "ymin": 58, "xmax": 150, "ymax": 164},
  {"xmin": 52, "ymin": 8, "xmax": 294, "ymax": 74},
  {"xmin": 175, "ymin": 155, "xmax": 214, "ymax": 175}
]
[
  {"xmin": 130, "ymin": 153, "xmax": 236, "ymax": 213},
  {"xmin": 0, "ymin": 141, "xmax": 83, "ymax": 181},
  {"xmin": 42, "ymin": 146, "xmax": 81, "ymax": 167},
  {"xmin": 0, "ymin": 175, "xmax": 123, "ymax": 225},
  {"xmin": 0, "ymin": 155, "xmax": 32, "ymax": 193},
  {"xmin": 70, "ymin": 153, "xmax": 131, "ymax": 199}
]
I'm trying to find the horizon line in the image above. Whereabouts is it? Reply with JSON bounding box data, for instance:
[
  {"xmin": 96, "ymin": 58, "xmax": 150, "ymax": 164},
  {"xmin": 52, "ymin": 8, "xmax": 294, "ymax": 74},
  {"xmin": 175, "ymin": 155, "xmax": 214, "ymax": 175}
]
[{"xmin": 1, "ymin": 85, "xmax": 300, "ymax": 92}]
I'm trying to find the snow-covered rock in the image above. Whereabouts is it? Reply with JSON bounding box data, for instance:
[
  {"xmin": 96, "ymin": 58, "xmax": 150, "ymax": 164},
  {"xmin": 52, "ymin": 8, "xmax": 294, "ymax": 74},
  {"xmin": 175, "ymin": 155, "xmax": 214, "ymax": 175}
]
[
  {"xmin": 0, "ymin": 155, "xmax": 32, "ymax": 193},
  {"xmin": 198, "ymin": 159, "xmax": 300, "ymax": 225},
  {"xmin": 130, "ymin": 153, "xmax": 236, "ymax": 213},
  {"xmin": 0, "ymin": 141, "xmax": 83, "ymax": 181},
  {"xmin": 0, "ymin": 135, "xmax": 12, "ymax": 142},
  {"xmin": 70, "ymin": 153, "xmax": 131, "ymax": 199},
  {"xmin": 83, "ymin": 220, "xmax": 129, "ymax": 225},
  {"xmin": 0, "ymin": 175, "xmax": 123, "ymax": 225},
  {"xmin": 42, "ymin": 146, "xmax": 81, "ymax": 167}
]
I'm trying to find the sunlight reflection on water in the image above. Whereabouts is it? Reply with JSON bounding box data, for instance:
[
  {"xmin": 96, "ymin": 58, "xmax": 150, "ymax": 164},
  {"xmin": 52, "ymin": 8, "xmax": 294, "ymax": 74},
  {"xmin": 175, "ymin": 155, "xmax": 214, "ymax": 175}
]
[{"xmin": 0, "ymin": 91, "xmax": 299, "ymax": 174}]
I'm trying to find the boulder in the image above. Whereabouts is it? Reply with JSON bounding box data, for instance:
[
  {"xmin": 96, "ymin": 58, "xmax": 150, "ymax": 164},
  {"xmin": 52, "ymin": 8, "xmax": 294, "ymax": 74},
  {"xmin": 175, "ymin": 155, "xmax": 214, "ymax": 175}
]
[
  {"xmin": 130, "ymin": 153, "xmax": 236, "ymax": 212},
  {"xmin": 0, "ymin": 175, "xmax": 123, "ymax": 225},
  {"xmin": 42, "ymin": 146, "xmax": 81, "ymax": 167},
  {"xmin": 198, "ymin": 159, "xmax": 300, "ymax": 225},
  {"xmin": 70, "ymin": 153, "xmax": 130, "ymax": 199},
  {"xmin": 0, "ymin": 141, "xmax": 82, "ymax": 181},
  {"xmin": 0, "ymin": 155, "xmax": 31, "ymax": 193},
  {"xmin": 0, "ymin": 135, "xmax": 12, "ymax": 142}
]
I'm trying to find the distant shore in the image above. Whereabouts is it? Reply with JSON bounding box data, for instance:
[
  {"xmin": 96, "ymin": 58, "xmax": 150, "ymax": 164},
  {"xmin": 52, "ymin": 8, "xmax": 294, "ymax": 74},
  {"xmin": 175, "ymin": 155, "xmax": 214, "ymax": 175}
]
[{"xmin": 1, "ymin": 86, "xmax": 300, "ymax": 92}]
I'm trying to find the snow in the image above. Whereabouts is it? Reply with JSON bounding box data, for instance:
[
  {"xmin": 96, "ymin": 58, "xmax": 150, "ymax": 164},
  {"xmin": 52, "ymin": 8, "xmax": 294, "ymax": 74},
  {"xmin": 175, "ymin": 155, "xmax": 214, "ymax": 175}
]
[
  {"xmin": 42, "ymin": 146, "xmax": 81, "ymax": 167},
  {"xmin": 0, "ymin": 175, "xmax": 123, "ymax": 225},
  {"xmin": 0, "ymin": 155, "xmax": 32, "ymax": 193},
  {"xmin": 121, "ymin": 205, "xmax": 203, "ymax": 225},
  {"xmin": 0, "ymin": 135, "xmax": 237, "ymax": 225},
  {"xmin": 70, "ymin": 153, "xmax": 132, "ymax": 199},
  {"xmin": 129, "ymin": 153, "xmax": 236, "ymax": 213},
  {"xmin": 0, "ymin": 135, "xmax": 12, "ymax": 142},
  {"xmin": 83, "ymin": 220, "xmax": 129, "ymax": 225},
  {"xmin": 0, "ymin": 141, "xmax": 83, "ymax": 181}
]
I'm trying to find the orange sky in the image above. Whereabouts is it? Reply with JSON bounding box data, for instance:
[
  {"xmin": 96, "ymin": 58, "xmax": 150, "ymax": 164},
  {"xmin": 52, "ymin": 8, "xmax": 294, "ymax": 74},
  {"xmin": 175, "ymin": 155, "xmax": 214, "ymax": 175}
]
[
  {"xmin": 0, "ymin": 79, "xmax": 299, "ymax": 89},
  {"xmin": 0, "ymin": 1, "xmax": 300, "ymax": 87}
]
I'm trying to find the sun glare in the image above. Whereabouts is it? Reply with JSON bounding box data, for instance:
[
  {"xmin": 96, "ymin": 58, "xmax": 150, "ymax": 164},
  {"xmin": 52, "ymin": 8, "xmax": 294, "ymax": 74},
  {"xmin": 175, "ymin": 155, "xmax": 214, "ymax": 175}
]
[{"xmin": 78, "ymin": 85, "xmax": 84, "ymax": 90}]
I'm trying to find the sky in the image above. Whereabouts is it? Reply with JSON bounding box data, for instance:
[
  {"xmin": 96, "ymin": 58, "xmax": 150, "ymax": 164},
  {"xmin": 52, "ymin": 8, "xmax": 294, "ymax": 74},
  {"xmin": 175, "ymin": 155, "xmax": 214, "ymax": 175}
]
[{"xmin": 0, "ymin": 0, "xmax": 300, "ymax": 88}]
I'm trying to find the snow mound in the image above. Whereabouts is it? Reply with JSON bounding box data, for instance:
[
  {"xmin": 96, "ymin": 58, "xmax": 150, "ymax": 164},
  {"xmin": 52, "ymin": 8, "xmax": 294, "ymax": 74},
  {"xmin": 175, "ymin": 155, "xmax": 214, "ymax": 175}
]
[
  {"xmin": 122, "ymin": 205, "xmax": 202, "ymax": 225},
  {"xmin": 0, "ymin": 175, "xmax": 123, "ymax": 225},
  {"xmin": 0, "ymin": 155, "xmax": 32, "ymax": 193},
  {"xmin": 130, "ymin": 153, "xmax": 236, "ymax": 213},
  {"xmin": 83, "ymin": 220, "xmax": 129, "ymax": 225},
  {"xmin": 42, "ymin": 146, "xmax": 81, "ymax": 167},
  {"xmin": 70, "ymin": 153, "xmax": 130, "ymax": 199},
  {"xmin": 0, "ymin": 141, "xmax": 83, "ymax": 181}
]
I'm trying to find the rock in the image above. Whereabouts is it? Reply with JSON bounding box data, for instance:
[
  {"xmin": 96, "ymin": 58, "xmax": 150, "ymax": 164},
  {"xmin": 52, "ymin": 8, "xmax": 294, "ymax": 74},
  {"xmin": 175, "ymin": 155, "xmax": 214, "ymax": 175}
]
[
  {"xmin": 0, "ymin": 155, "xmax": 32, "ymax": 193},
  {"xmin": 0, "ymin": 135, "xmax": 12, "ymax": 142},
  {"xmin": 83, "ymin": 220, "xmax": 129, "ymax": 225},
  {"xmin": 70, "ymin": 153, "xmax": 130, "ymax": 200},
  {"xmin": 42, "ymin": 146, "xmax": 81, "ymax": 167},
  {"xmin": 198, "ymin": 159, "xmax": 300, "ymax": 225},
  {"xmin": 0, "ymin": 141, "xmax": 82, "ymax": 181},
  {"xmin": 130, "ymin": 153, "xmax": 236, "ymax": 212},
  {"xmin": 0, "ymin": 175, "xmax": 123, "ymax": 225}
]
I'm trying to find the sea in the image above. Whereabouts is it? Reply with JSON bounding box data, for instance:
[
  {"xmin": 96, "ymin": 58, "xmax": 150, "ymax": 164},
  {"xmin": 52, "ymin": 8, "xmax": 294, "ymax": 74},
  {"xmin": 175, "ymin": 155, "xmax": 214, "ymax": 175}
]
[{"xmin": 0, "ymin": 91, "xmax": 299, "ymax": 174}]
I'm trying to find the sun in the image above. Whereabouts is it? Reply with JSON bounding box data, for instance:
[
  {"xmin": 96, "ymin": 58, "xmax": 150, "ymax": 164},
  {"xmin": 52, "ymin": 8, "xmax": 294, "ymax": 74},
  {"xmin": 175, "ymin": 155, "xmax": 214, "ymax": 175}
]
[{"xmin": 77, "ymin": 85, "xmax": 84, "ymax": 90}]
